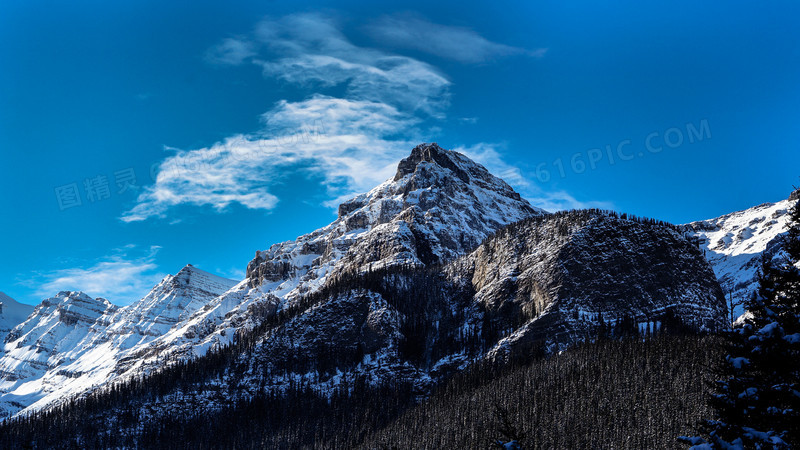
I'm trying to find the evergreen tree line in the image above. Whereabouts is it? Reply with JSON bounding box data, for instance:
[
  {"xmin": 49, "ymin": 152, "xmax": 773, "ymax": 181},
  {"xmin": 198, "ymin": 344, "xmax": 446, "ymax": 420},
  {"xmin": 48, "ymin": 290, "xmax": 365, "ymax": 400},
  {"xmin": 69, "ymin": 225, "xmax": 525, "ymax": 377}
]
[
  {"xmin": 685, "ymin": 189, "xmax": 800, "ymax": 448},
  {"xmin": 486, "ymin": 208, "xmax": 683, "ymax": 246},
  {"xmin": 364, "ymin": 335, "xmax": 722, "ymax": 449},
  {"xmin": 0, "ymin": 334, "xmax": 721, "ymax": 449},
  {"xmin": 0, "ymin": 246, "xmax": 716, "ymax": 449}
]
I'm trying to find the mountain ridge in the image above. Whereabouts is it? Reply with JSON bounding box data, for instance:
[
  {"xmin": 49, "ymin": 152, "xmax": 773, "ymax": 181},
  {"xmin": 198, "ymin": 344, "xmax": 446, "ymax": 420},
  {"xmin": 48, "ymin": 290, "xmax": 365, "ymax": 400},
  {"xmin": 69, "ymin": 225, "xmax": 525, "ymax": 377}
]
[
  {"xmin": 0, "ymin": 143, "xmax": 730, "ymax": 422},
  {"xmin": 0, "ymin": 266, "xmax": 236, "ymax": 418},
  {"xmin": 0, "ymin": 143, "xmax": 543, "ymax": 419},
  {"xmin": 685, "ymin": 192, "xmax": 796, "ymax": 319}
]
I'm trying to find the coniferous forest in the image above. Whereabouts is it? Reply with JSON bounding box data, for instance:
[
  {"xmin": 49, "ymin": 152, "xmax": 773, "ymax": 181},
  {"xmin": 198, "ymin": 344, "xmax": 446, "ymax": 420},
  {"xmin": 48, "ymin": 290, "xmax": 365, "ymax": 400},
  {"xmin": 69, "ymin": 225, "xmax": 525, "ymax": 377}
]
[{"xmin": 0, "ymin": 334, "xmax": 721, "ymax": 449}]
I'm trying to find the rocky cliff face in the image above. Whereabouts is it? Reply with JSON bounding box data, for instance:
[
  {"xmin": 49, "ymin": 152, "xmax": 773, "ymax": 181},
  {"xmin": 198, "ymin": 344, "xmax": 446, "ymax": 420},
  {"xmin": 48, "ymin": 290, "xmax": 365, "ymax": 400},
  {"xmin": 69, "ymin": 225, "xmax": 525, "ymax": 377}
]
[
  {"xmin": 71, "ymin": 209, "xmax": 728, "ymax": 429},
  {"xmin": 225, "ymin": 209, "xmax": 727, "ymax": 401},
  {"xmin": 454, "ymin": 210, "xmax": 727, "ymax": 356},
  {"xmin": 685, "ymin": 192, "xmax": 797, "ymax": 319},
  {"xmin": 0, "ymin": 143, "xmax": 542, "ymax": 419}
]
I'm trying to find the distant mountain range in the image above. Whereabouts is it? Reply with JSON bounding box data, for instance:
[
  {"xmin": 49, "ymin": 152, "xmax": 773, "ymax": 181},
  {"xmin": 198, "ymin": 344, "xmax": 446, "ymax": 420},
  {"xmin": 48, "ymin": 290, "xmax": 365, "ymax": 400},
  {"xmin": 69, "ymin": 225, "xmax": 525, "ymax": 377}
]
[{"xmin": 0, "ymin": 143, "xmax": 793, "ymax": 424}]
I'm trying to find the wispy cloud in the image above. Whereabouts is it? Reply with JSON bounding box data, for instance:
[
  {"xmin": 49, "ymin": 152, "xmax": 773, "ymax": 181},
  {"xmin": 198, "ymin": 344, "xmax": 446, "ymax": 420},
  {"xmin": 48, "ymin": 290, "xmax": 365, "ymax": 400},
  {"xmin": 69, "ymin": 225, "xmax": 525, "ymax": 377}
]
[
  {"xmin": 526, "ymin": 191, "xmax": 615, "ymax": 213},
  {"xmin": 366, "ymin": 14, "xmax": 547, "ymax": 64},
  {"xmin": 123, "ymin": 12, "xmax": 580, "ymax": 222},
  {"xmin": 204, "ymin": 37, "xmax": 256, "ymax": 65},
  {"xmin": 252, "ymin": 13, "xmax": 451, "ymax": 117},
  {"xmin": 29, "ymin": 246, "xmax": 165, "ymax": 305},
  {"xmin": 122, "ymin": 96, "xmax": 419, "ymax": 222},
  {"xmin": 123, "ymin": 13, "xmax": 449, "ymax": 222}
]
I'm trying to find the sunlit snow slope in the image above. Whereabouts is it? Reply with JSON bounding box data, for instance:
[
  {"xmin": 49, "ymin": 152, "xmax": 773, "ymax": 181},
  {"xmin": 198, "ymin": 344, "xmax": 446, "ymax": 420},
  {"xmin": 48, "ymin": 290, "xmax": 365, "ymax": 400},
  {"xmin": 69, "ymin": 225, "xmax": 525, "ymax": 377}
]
[
  {"xmin": 0, "ymin": 266, "xmax": 236, "ymax": 418},
  {"xmin": 686, "ymin": 193, "xmax": 796, "ymax": 319}
]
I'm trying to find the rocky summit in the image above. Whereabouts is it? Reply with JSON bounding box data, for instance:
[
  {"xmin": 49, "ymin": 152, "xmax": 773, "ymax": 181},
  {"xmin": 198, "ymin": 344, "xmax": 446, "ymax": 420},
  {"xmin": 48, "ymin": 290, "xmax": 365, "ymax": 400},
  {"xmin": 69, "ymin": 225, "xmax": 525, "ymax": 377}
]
[{"xmin": 245, "ymin": 142, "xmax": 543, "ymax": 291}]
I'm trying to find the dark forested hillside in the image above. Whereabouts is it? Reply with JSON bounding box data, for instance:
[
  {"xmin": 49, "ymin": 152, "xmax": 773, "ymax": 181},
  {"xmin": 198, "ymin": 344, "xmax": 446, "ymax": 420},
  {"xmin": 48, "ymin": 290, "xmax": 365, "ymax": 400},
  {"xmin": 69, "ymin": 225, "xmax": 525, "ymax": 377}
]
[
  {"xmin": 364, "ymin": 335, "xmax": 722, "ymax": 449},
  {"xmin": 0, "ymin": 334, "xmax": 722, "ymax": 449}
]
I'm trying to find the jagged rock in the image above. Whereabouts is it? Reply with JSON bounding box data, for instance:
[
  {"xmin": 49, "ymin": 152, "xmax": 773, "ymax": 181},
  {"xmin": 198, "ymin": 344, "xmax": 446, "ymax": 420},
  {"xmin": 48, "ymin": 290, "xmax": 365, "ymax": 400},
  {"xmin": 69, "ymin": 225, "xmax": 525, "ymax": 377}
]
[
  {"xmin": 244, "ymin": 143, "xmax": 543, "ymax": 291},
  {"xmin": 394, "ymin": 142, "xmax": 470, "ymax": 183},
  {"xmin": 455, "ymin": 211, "xmax": 728, "ymax": 357}
]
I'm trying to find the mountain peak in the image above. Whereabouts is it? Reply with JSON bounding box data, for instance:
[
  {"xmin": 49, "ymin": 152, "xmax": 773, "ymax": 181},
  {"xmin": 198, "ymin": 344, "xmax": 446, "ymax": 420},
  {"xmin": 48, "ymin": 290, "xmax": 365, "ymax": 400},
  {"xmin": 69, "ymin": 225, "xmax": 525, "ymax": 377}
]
[
  {"xmin": 249, "ymin": 142, "xmax": 543, "ymax": 290},
  {"xmin": 394, "ymin": 142, "xmax": 469, "ymax": 183},
  {"xmin": 175, "ymin": 263, "xmax": 197, "ymax": 278},
  {"xmin": 46, "ymin": 291, "xmax": 116, "ymax": 311}
]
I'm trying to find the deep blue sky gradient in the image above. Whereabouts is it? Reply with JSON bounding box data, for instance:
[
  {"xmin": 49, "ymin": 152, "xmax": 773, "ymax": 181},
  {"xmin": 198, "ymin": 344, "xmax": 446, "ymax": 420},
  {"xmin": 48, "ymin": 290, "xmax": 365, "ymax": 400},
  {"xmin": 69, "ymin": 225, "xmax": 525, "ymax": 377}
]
[{"xmin": 1, "ymin": 0, "xmax": 798, "ymax": 305}]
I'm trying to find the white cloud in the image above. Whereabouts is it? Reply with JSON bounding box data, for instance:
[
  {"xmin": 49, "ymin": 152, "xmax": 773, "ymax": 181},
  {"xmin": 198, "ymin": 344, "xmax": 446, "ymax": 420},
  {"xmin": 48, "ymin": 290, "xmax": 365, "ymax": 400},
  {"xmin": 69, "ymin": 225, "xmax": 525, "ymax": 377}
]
[
  {"xmin": 123, "ymin": 13, "xmax": 455, "ymax": 222},
  {"xmin": 367, "ymin": 14, "xmax": 547, "ymax": 64},
  {"xmin": 253, "ymin": 13, "xmax": 451, "ymax": 117},
  {"xmin": 217, "ymin": 266, "xmax": 245, "ymax": 280},
  {"xmin": 525, "ymin": 190, "xmax": 615, "ymax": 213},
  {"xmin": 204, "ymin": 37, "xmax": 256, "ymax": 65},
  {"xmin": 122, "ymin": 96, "xmax": 419, "ymax": 222},
  {"xmin": 124, "ymin": 12, "xmax": 586, "ymax": 222},
  {"xmin": 31, "ymin": 246, "xmax": 165, "ymax": 305},
  {"xmin": 526, "ymin": 191, "xmax": 615, "ymax": 213},
  {"xmin": 455, "ymin": 143, "xmax": 533, "ymax": 190}
]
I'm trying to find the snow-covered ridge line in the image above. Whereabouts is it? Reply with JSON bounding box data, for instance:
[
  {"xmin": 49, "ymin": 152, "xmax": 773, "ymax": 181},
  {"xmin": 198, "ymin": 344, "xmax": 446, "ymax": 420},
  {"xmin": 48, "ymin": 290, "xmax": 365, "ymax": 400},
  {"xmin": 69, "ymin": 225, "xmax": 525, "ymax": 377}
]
[
  {"xmin": 0, "ymin": 265, "xmax": 237, "ymax": 419},
  {"xmin": 685, "ymin": 193, "xmax": 796, "ymax": 318},
  {"xmin": 2, "ymin": 143, "xmax": 769, "ymax": 422},
  {"xmin": 0, "ymin": 143, "xmax": 541, "ymax": 419}
]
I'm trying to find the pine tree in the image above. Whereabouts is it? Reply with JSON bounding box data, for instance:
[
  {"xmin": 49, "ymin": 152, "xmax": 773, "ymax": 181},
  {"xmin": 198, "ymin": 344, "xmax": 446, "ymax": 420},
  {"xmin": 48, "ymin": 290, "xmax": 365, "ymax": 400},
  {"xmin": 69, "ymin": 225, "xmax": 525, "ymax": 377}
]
[{"xmin": 692, "ymin": 190, "xmax": 800, "ymax": 448}]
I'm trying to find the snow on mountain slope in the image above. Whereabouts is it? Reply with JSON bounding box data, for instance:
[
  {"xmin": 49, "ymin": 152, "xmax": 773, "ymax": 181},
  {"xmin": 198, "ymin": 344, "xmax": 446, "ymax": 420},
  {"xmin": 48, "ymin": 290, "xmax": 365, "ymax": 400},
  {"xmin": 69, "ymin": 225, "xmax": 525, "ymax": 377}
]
[
  {"xmin": 42, "ymin": 210, "xmax": 730, "ymax": 430},
  {"xmin": 118, "ymin": 143, "xmax": 544, "ymax": 371},
  {"xmin": 246, "ymin": 142, "xmax": 544, "ymax": 293},
  {"xmin": 0, "ymin": 291, "xmax": 117, "ymax": 418},
  {"xmin": 0, "ymin": 143, "xmax": 738, "ymax": 427},
  {"xmin": 0, "ymin": 293, "xmax": 33, "ymax": 348},
  {"xmin": 0, "ymin": 143, "xmax": 541, "ymax": 419},
  {"xmin": 685, "ymin": 193, "xmax": 796, "ymax": 319},
  {"xmin": 0, "ymin": 266, "xmax": 236, "ymax": 419}
]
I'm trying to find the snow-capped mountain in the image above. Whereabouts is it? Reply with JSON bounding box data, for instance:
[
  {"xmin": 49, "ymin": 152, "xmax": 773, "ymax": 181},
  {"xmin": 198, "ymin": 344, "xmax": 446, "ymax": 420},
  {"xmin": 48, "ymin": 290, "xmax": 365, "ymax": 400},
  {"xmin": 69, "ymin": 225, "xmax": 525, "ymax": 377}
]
[
  {"xmin": 119, "ymin": 143, "xmax": 545, "ymax": 369},
  {"xmin": 0, "ymin": 293, "xmax": 33, "ymax": 348},
  {"xmin": 2, "ymin": 208, "xmax": 726, "ymax": 429},
  {"xmin": 246, "ymin": 142, "xmax": 544, "ymax": 292},
  {"xmin": 0, "ymin": 143, "xmax": 731, "ymax": 422},
  {"xmin": 0, "ymin": 266, "xmax": 236, "ymax": 418},
  {"xmin": 0, "ymin": 143, "xmax": 542, "ymax": 419},
  {"xmin": 685, "ymin": 190, "xmax": 797, "ymax": 319}
]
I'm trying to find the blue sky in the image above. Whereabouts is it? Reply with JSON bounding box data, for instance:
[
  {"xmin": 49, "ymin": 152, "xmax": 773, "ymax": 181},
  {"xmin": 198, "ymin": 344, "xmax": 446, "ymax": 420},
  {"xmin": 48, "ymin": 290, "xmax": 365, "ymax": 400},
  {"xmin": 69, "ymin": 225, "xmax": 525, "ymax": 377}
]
[{"xmin": 1, "ymin": 0, "xmax": 798, "ymax": 306}]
